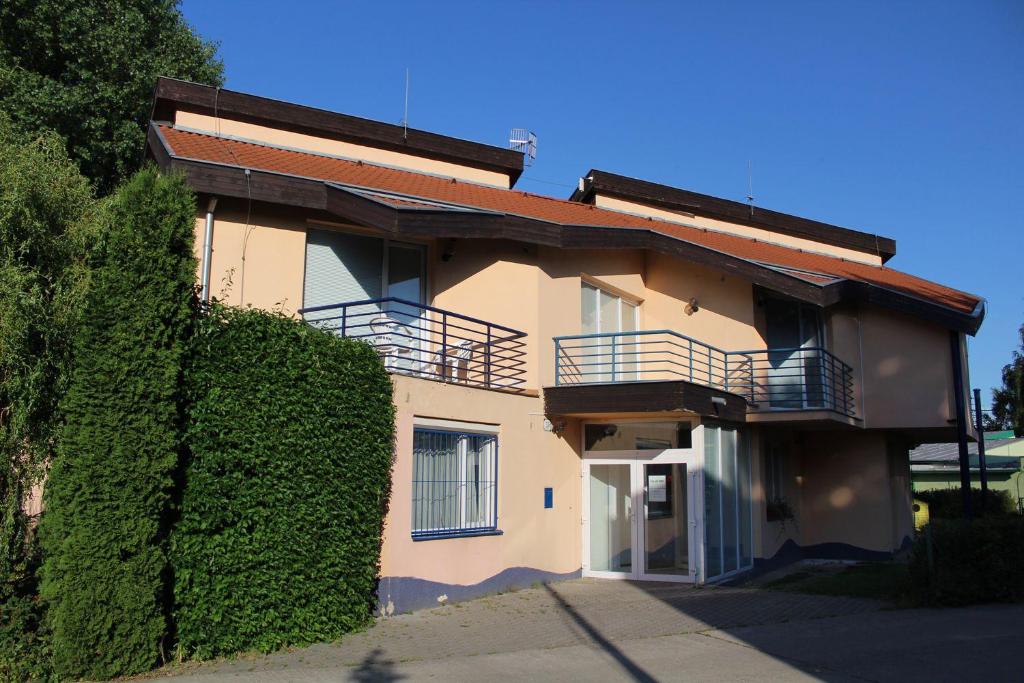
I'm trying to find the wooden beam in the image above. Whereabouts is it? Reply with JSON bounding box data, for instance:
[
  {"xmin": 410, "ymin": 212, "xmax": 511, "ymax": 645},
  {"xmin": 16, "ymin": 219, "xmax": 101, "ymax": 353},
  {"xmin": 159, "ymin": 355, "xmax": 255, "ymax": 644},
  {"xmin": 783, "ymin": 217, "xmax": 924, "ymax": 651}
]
[{"xmin": 543, "ymin": 381, "xmax": 747, "ymax": 422}]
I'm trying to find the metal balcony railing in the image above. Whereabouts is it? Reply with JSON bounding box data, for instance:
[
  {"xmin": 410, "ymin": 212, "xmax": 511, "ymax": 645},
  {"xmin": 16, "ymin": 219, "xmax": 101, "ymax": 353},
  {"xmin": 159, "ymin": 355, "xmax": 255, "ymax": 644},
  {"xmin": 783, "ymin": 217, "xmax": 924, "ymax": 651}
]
[
  {"xmin": 300, "ymin": 298, "xmax": 527, "ymax": 390},
  {"xmin": 553, "ymin": 329, "xmax": 855, "ymax": 417}
]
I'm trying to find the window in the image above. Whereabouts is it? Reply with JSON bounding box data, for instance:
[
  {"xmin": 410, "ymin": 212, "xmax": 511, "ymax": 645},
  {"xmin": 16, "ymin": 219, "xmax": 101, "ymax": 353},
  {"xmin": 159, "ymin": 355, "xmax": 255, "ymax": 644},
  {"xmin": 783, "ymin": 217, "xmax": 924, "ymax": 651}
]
[
  {"xmin": 412, "ymin": 426, "xmax": 498, "ymax": 539},
  {"xmin": 581, "ymin": 282, "xmax": 639, "ymax": 382},
  {"xmin": 764, "ymin": 297, "xmax": 826, "ymax": 409},
  {"xmin": 584, "ymin": 421, "xmax": 692, "ymax": 452},
  {"xmin": 763, "ymin": 442, "xmax": 786, "ymax": 503}
]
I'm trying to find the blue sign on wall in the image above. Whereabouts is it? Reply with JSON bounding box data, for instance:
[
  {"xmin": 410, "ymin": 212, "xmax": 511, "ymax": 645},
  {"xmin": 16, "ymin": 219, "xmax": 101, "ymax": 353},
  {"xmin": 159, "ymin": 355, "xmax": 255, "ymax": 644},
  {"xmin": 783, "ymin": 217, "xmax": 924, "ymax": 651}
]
[{"xmin": 544, "ymin": 487, "xmax": 553, "ymax": 509}]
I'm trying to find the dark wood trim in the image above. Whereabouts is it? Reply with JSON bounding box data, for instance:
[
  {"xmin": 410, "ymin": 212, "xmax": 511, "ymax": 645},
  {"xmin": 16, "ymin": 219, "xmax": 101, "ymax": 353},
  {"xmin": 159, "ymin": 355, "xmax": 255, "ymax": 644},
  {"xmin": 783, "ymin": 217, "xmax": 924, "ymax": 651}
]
[
  {"xmin": 152, "ymin": 77, "xmax": 524, "ymax": 183},
  {"xmin": 543, "ymin": 381, "xmax": 747, "ymax": 422},
  {"xmin": 148, "ymin": 144, "xmax": 982, "ymax": 335},
  {"xmin": 571, "ymin": 170, "xmax": 897, "ymax": 262}
]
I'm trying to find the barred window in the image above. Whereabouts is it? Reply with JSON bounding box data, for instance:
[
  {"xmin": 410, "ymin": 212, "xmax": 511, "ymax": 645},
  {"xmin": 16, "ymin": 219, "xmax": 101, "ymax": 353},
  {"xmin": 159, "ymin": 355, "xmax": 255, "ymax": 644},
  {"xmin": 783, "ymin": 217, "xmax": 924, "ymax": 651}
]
[{"xmin": 412, "ymin": 428, "xmax": 498, "ymax": 539}]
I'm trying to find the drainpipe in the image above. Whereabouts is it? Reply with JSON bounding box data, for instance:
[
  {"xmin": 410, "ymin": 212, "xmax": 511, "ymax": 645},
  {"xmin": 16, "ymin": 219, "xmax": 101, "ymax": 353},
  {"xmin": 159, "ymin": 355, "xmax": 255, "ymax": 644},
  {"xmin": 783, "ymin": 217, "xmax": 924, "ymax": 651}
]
[
  {"xmin": 200, "ymin": 197, "xmax": 218, "ymax": 304},
  {"xmin": 949, "ymin": 331, "xmax": 972, "ymax": 519}
]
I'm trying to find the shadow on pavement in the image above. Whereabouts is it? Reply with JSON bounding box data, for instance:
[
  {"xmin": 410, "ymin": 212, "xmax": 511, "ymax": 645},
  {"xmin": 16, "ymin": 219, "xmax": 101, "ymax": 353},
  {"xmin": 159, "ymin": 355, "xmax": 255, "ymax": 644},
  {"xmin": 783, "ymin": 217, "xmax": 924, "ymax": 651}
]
[
  {"xmin": 542, "ymin": 583, "xmax": 658, "ymax": 683},
  {"xmin": 350, "ymin": 647, "xmax": 405, "ymax": 682}
]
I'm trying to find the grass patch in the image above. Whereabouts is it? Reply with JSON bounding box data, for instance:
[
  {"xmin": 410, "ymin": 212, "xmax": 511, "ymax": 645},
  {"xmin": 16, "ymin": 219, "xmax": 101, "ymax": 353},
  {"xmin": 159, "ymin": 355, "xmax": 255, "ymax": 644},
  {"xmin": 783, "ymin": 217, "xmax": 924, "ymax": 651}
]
[{"xmin": 764, "ymin": 563, "xmax": 912, "ymax": 604}]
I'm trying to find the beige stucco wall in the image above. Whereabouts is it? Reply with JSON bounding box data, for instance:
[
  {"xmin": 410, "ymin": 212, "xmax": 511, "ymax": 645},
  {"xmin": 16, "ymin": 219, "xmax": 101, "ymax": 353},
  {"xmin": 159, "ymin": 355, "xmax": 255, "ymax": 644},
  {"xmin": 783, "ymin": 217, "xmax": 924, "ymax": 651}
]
[
  {"xmin": 797, "ymin": 431, "xmax": 910, "ymax": 553},
  {"xmin": 197, "ymin": 200, "xmax": 307, "ymax": 315},
  {"xmin": 192, "ymin": 202, "xmax": 936, "ymax": 584},
  {"xmin": 175, "ymin": 110, "xmax": 511, "ymax": 188},
  {"xmin": 856, "ymin": 308, "xmax": 956, "ymax": 432},
  {"xmin": 593, "ymin": 194, "xmax": 885, "ymax": 266},
  {"xmin": 380, "ymin": 375, "xmax": 582, "ymax": 601}
]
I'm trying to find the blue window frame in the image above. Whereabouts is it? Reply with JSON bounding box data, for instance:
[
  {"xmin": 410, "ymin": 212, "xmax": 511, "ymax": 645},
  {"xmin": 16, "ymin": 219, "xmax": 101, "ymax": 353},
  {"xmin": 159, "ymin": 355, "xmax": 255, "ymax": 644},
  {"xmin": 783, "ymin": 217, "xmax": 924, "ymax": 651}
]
[{"xmin": 412, "ymin": 428, "xmax": 499, "ymax": 539}]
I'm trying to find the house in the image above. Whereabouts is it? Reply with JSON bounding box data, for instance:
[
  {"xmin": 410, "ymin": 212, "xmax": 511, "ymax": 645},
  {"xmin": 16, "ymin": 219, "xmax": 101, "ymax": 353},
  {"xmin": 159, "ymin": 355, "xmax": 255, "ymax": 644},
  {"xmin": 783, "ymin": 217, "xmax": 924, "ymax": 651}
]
[
  {"xmin": 911, "ymin": 436, "xmax": 1024, "ymax": 511},
  {"xmin": 146, "ymin": 77, "xmax": 985, "ymax": 612}
]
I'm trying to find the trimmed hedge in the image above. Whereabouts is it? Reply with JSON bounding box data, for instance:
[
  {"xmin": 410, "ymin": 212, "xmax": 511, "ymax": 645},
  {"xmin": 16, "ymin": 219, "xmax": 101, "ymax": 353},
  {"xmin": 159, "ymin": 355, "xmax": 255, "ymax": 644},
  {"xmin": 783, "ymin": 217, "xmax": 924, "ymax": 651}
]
[
  {"xmin": 910, "ymin": 517, "xmax": 1024, "ymax": 606},
  {"xmin": 37, "ymin": 168, "xmax": 197, "ymax": 680},
  {"xmin": 172, "ymin": 305, "xmax": 395, "ymax": 659},
  {"xmin": 915, "ymin": 488, "xmax": 1017, "ymax": 520}
]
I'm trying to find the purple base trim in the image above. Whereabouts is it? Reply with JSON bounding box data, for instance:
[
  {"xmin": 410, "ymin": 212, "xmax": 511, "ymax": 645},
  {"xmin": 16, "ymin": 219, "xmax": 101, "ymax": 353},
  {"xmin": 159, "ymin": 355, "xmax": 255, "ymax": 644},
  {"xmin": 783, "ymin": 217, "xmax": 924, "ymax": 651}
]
[
  {"xmin": 377, "ymin": 566, "xmax": 581, "ymax": 614},
  {"xmin": 747, "ymin": 536, "xmax": 913, "ymax": 579}
]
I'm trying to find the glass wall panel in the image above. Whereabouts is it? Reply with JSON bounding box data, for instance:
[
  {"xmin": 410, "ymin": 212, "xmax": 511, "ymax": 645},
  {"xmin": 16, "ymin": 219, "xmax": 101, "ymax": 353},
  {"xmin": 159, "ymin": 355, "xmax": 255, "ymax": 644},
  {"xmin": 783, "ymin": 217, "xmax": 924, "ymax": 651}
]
[
  {"xmin": 722, "ymin": 428, "xmax": 738, "ymax": 573},
  {"xmin": 704, "ymin": 425, "xmax": 722, "ymax": 578},
  {"xmin": 738, "ymin": 434, "xmax": 752, "ymax": 567},
  {"xmin": 589, "ymin": 464, "xmax": 632, "ymax": 573}
]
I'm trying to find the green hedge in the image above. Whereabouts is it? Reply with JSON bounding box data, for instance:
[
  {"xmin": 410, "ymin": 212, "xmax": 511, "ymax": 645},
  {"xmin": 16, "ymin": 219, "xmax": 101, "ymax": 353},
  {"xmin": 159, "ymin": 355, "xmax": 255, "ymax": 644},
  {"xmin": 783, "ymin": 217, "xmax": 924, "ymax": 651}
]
[
  {"xmin": 37, "ymin": 168, "xmax": 197, "ymax": 680},
  {"xmin": 0, "ymin": 116, "xmax": 94, "ymax": 683},
  {"xmin": 910, "ymin": 517, "xmax": 1024, "ymax": 606},
  {"xmin": 915, "ymin": 488, "xmax": 1017, "ymax": 520},
  {"xmin": 172, "ymin": 305, "xmax": 394, "ymax": 659}
]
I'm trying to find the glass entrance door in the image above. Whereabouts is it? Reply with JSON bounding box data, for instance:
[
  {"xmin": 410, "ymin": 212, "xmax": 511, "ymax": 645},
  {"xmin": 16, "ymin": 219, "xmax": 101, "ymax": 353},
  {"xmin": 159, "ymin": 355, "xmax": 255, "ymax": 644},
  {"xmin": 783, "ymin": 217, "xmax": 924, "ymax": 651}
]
[
  {"xmin": 587, "ymin": 463, "xmax": 633, "ymax": 575},
  {"xmin": 642, "ymin": 462, "xmax": 690, "ymax": 578},
  {"xmin": 584, "ymin": 453, "xmax": 698, "ymax": 583}
]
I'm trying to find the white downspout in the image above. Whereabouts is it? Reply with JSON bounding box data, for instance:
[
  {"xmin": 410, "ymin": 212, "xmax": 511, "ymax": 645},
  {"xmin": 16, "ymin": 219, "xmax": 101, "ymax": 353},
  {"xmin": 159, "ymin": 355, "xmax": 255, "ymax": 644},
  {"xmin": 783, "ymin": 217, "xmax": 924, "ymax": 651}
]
[{"xmin": 200, "ymin": 197, "xmax": 218, "ymax": 303}]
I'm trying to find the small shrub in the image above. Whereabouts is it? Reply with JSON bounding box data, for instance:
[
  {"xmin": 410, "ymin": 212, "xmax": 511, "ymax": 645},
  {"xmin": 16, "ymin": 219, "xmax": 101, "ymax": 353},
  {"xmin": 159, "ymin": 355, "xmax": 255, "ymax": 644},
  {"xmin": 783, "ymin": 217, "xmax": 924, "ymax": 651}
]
[
  {"xmin": 172, "ymin": 305, "xmax": 395, "ymax": 659},
  {"xmin": 910, "ymin": 517, "xmax": 1024, "ymax": 606},
  {"xmin": 915, "ymin": 488, "xmax": 1016, "ymax": 520}
]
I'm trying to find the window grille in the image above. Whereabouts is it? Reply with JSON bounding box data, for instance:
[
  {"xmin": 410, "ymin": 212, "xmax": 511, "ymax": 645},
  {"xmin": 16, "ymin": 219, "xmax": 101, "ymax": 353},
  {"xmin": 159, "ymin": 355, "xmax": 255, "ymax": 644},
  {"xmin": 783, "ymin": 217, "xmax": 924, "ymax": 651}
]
[{"xmin": 412, "ymin": 429, "xmax": 498, "ymax": 538}]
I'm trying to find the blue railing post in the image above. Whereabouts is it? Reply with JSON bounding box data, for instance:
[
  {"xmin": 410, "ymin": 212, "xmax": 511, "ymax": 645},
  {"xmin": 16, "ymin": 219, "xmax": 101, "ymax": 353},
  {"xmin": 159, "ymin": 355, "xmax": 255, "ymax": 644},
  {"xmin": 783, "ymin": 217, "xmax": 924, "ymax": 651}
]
[
  {"xmin": 554, "ymin": 338, "xmax": 562, "ymax": 386},
  {"xmin": 340, "ymin": 302, "xmax": 347, "ymax": 338},
  {"xmin": 688, "ymin": 338, "xmax": 694, "ymax": 382},
  {"xmin": 441, "ymin": 312, "xmax": 448, "ymax": 382},
  {"xmin": 611, "ymin": 333, "xmax": 617, "ymax": 382},
  {"xmin": 485, "ymin": 324, "xmax": 492, "ymax": 388}
]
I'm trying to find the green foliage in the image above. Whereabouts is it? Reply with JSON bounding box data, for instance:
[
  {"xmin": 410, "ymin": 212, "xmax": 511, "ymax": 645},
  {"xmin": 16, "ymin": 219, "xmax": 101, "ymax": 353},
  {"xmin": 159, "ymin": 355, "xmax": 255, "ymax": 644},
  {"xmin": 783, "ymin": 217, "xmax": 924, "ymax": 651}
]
[
  {"xmin": 764, "ymin": 562, "xmax": 912, "ymax": 604},
  {"xmin": 173, "ymin": 305, "xmax": 395, "ymax": 660},
  {"xmin": 985, "ymin": 322, "xmax": 1023, "ymax": 436},
  {"xmin": 915, "ymin": 488, "xmax": 1017, "ymax": 520},
  {"xmin": 0, "ymin": 0, "xmax": 223, "ymax": 193},
  {"xmin": 37, "ymin": 167, "xmax": 197, "ymax": 680},
  {"xmin": 910, "ymin": 517, "xmax": 1024, "ymax": 606},
  {"xmin": 0, "ymin": 116, "xmax": 94, "ymax": 681}
]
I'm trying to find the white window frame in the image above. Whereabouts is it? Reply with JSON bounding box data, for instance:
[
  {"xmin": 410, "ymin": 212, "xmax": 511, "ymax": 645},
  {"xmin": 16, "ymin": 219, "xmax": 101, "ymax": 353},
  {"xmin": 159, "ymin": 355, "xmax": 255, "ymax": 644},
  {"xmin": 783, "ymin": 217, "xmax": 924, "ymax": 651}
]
[{"xmin": 581, "ymin": 280, "xmax": 641, "ymax": 382}]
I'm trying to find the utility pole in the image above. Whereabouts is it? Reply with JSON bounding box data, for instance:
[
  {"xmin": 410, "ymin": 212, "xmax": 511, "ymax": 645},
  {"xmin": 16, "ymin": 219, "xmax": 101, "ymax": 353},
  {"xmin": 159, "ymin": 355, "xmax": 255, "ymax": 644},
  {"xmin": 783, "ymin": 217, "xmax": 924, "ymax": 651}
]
[{"xmin": 974, "ymin": 388, "xmax": 989, "ymax": 514}]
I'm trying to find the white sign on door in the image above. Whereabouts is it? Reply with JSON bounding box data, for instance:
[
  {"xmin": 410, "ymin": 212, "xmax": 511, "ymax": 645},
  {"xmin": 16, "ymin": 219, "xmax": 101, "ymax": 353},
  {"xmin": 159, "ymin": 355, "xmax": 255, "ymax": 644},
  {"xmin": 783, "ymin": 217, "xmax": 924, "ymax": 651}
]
[{"xmin": 648, "ymin": 474, "xmax": 667, "ymax": 503}]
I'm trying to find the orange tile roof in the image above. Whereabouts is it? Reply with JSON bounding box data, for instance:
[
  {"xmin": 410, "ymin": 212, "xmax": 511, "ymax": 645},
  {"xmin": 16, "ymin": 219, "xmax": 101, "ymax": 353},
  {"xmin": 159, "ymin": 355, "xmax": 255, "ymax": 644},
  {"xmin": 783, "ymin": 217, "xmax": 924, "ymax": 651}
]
[{"xmin": 158, "ymin": 125, "xmax": 981, "ymax": 316}]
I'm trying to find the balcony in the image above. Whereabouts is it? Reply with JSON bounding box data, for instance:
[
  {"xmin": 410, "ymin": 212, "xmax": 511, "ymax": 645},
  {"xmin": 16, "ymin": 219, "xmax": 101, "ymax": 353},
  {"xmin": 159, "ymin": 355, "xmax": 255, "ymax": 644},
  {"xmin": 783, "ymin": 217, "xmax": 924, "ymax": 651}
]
[
  {"xmin": 552, "ymin": 329, "xmax": 855, "ymax": 419},
  {"xmin": 299, "ymin": 297, "xmax": 528, "ymax": 390}
]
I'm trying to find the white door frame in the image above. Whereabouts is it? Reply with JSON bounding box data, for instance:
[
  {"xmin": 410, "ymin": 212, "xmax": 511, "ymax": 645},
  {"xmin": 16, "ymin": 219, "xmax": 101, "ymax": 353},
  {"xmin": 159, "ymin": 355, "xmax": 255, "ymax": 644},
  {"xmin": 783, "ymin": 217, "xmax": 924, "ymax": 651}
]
[{"xmin": 581, "ymin": 420, "xmax": 706, "ymax": 584}]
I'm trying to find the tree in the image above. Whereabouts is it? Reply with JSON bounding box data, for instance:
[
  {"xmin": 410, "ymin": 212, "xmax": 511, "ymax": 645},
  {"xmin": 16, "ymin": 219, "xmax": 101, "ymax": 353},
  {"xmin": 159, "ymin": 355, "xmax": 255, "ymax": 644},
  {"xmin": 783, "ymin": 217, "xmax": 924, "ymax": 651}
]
[
  {"xmin": 0, "ymin": 0, "xmax": 223, "ymax": 194},
  {"xmin": 38, "ymin": 168, "xmax": 197, "ymax": 680},
  {"xmin": 0, "ymin": 115, "xmax": 95, "ymax": 680},
  {"xmin": 985, "ymin": 322, "xmax": 1023, "ymax": 437}
]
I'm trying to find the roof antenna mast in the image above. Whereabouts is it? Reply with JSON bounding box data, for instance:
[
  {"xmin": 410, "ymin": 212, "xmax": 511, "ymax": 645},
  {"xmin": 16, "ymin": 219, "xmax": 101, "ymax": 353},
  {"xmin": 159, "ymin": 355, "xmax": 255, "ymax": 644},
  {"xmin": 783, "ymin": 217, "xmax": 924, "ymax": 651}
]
[
  {"xmin": 509, "ymin": 128, "xmax": 537, "ymax": 167},
  {"xmin": 402, "ymin": 68, "xmax": 410, "ymax": 141},
  {"xmin": 747, "ymin": 159, "xmax": 755, "ymax": 219}
]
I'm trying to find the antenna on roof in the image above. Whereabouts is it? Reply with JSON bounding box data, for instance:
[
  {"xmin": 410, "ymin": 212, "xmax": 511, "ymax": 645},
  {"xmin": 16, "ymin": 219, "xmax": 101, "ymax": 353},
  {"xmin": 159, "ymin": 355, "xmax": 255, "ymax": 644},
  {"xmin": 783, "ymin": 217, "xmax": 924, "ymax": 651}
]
[
  {"xmin": 509, "ymin": 128, "xmax": 537, "ymax": 167},
  {"xmin": 747, "ymin": 159, "xmax": 755, "ymax": 218},
  {"xmin": 401, "ymin": 68, "xmax": 410, "ymax": 141}
]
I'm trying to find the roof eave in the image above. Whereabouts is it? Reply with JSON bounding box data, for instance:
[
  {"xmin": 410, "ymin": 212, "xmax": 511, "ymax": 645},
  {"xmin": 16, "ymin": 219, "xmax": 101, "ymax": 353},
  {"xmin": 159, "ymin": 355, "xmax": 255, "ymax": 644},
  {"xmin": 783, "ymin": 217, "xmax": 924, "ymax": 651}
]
[{"xmin": 147, "ymin": 141, "xmax": 982, "ymax": 335}]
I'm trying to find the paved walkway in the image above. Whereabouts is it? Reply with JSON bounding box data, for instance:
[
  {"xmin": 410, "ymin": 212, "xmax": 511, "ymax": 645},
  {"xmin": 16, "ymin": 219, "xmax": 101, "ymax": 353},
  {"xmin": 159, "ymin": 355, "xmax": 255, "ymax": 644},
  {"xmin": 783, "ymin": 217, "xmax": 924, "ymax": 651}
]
[{"xmin": 154, "ymin": 579, "xmax": 1024, "ymax": 682}]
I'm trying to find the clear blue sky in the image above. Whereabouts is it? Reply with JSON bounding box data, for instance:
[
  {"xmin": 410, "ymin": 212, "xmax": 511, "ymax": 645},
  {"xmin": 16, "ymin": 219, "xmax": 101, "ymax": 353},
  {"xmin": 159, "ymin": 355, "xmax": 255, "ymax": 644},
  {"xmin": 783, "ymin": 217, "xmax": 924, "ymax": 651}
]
[{"xmin": 181, "ymin": 0, "xmax": 1022, "ymax": 403}]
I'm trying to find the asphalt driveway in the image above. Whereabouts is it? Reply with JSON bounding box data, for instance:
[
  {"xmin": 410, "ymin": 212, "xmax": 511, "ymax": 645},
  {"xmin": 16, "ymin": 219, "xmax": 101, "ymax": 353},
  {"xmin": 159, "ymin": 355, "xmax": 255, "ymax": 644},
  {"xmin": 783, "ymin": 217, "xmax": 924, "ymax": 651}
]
[{"xmin": 153, "ymin": 578, "xmax": 1024, "ymax": 682}]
